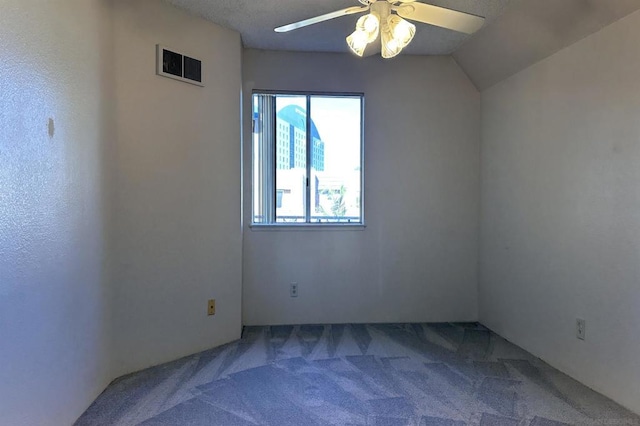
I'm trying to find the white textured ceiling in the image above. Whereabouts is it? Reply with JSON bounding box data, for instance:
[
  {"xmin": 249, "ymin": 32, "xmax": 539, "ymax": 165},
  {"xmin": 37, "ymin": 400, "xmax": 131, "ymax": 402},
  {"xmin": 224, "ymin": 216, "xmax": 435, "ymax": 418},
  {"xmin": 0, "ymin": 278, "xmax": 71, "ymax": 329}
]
[{"xmin": 166, "ymin": 0, "xmax": 513, "ymax": 55}]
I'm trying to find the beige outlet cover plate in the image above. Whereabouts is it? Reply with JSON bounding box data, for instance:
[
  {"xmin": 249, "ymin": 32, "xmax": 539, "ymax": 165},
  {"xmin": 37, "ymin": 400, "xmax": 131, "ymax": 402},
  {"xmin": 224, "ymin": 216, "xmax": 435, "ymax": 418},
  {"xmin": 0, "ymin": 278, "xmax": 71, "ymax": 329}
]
[{"xmin": 208, "ymin": 299, "xmax": 216, "ymax": 316}]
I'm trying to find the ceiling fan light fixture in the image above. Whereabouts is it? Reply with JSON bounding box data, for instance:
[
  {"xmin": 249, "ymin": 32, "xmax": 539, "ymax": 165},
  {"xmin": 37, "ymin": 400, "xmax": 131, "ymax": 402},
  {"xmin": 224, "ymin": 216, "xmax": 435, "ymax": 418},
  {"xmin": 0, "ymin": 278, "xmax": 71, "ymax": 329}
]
[{"xmin": 275, "ymin": 1, "xmax": 485, "ymax": 59}]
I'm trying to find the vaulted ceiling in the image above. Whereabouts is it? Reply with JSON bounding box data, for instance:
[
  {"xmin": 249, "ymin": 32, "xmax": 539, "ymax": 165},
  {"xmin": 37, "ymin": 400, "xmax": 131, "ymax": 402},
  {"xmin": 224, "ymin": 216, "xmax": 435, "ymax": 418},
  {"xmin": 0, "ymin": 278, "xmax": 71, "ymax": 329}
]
[{"xmin": 166, "ymin": 0, "xmax": 640, "ymax": 89}]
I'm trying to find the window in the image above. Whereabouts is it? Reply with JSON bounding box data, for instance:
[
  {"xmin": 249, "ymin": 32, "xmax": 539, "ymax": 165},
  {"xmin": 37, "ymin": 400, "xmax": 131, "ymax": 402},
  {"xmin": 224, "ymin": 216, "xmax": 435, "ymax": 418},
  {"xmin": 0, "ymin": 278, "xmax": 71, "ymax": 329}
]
[{"xmin": 252, "ymin": 92, "xmax": 364, "ymax": 225}]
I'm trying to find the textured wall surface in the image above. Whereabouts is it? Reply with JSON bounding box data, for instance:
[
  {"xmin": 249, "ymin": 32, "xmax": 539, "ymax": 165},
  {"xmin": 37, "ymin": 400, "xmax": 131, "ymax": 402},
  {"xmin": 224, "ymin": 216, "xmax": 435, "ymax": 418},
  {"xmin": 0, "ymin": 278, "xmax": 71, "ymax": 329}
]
[
  {"xmin": 480, "ymin": 9, "xmax": 640, "ymax": 414},
  {"xmin": 0, "ymin": 0, "xmax": 115, "ymax": 424},
  {"xmin": 110, "ymin": 0, "xmax": 243, "ymax": 377},
  {"xmin": 243, "ymin": 50, "xmax": 481, "ymax": 326}
]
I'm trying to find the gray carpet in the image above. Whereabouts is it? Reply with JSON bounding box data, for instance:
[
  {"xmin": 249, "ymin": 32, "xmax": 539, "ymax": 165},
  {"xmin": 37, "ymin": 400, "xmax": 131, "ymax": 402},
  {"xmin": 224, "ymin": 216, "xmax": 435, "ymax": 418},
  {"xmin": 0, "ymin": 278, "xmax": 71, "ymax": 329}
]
[{"xmin": 75, "ymin": 323, "xmax": 639, "ymax": 426}]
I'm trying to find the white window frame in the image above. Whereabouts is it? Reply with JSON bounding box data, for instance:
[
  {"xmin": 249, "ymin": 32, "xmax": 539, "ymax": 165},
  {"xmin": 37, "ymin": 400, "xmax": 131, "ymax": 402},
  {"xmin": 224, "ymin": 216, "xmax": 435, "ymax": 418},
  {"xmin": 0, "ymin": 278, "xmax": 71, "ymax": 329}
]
[{"xmin": 251, "ymin": 90, "xmax": 365, "ymax": 228}]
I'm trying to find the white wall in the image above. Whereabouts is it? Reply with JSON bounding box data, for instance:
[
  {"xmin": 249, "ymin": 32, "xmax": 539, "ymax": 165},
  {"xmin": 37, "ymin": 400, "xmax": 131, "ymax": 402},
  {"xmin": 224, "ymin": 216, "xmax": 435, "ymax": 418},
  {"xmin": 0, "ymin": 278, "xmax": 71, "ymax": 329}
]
[
  {"xmin": 481, "ymin": 10, "xmax": 640, "ymax": 414},
  {"xmin": 0, "ymin": 1, "xmax": 115, "ymax": 425},
  {"xmin": 243, "ymin": 50, "xmax": 481, "ymax": 325},
  {"xmin": 110, "ymin": 0, "xmax": 243, "ymax": 376}
]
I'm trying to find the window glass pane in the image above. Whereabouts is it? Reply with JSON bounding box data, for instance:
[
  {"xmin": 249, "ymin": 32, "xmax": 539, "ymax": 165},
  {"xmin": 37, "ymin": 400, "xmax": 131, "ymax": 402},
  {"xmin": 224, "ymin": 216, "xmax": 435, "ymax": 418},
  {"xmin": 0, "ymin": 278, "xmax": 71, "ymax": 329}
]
[
  {"xmin": 251, "ymin": 92, "xmax": 363, "ymax": 226},
  {"xmin": 252, "ymin": 93, "xmax": 274, "ymax": 224},
  {"xmin": 310, "ymin": 96, "xmax": 362, "ymax": 223},
  {"xmin": 252, "ymin": 95, "xmax": 260, "ymax": 223},
  {"xmin": 275, "ymin": 95, "xmax": 307, "ymax": 223}
]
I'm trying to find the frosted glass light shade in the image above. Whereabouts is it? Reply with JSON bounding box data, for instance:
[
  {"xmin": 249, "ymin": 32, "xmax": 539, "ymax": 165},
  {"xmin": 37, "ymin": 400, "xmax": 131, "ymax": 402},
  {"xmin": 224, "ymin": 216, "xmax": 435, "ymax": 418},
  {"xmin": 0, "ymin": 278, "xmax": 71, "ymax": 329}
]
[
  {"xmin": 347, "ymin": 30, "xmax": 369, "ymax": 56},
  {"xmin": 388, "ymin": 15, "xmax": 415, "ymax": 48},
  {"xmin": 358, "ymin": 13, "xmax": 380, "ymax": 42},
  {"xmin": 347, "ymin": 12, "xmax": 380, "ymax": 56},
  {"xmin": 381, "ymin": 27, "xmax": 401, "ymax": 58},
  {"xmin": 381, "ymin": 14, "xmax": 415, "ymax": 59},
  {"xmin": 381, "ymin": 35, "xmax": 401, "ymax": 58}
]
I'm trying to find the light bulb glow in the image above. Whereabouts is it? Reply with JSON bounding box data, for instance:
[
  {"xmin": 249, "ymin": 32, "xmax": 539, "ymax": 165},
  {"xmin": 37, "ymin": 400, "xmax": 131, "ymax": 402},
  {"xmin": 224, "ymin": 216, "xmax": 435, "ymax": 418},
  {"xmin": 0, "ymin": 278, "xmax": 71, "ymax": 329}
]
[
  {"xmin": 355, "ymin": 13, "xmax": 380, "ymax": 43},
  {"xmin": 393, "ymin": 22, "xmax": 409, "ymax": 40},
  {"xmin": 363, "ymin": 15, "xmax": 379, "ymax": 33}
]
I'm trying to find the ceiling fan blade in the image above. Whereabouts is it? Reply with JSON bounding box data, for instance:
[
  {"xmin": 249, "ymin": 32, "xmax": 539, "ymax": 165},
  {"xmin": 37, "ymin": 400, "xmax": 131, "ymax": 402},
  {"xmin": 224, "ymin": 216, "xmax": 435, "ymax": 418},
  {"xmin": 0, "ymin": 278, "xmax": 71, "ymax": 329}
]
[
  {"xmin": 394, "ymin": 2, "xmax": 484, "ymax": 34},
  {"xmin": 275, "ymin": 6, "xmax": 369, "ymax": 33}
]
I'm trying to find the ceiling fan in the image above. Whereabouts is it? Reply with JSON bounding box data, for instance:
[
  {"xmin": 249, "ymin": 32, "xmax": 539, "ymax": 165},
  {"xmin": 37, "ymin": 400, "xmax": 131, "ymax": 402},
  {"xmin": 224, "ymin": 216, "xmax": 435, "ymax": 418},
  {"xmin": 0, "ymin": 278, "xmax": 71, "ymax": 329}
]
[{"xmin": 275, "ymin": 0, "xmax": 485, "ymax": 59}]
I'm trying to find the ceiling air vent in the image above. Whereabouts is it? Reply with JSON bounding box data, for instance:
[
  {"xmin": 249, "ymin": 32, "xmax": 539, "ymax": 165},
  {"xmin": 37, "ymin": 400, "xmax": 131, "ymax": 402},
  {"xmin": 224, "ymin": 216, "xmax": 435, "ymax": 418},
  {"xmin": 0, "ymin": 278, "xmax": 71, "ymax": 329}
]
[{"xmin": 156, "ymin": 45, "xmax": 203, "ymax": 87}]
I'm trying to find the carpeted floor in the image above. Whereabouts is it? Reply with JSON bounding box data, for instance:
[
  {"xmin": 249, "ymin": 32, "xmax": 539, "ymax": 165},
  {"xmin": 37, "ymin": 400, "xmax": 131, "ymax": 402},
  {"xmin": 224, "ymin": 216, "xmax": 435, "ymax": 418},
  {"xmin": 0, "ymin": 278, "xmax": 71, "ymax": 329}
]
[{"xmin": 75, "ymin": 323, "xmax": 639, "ymax": 426}]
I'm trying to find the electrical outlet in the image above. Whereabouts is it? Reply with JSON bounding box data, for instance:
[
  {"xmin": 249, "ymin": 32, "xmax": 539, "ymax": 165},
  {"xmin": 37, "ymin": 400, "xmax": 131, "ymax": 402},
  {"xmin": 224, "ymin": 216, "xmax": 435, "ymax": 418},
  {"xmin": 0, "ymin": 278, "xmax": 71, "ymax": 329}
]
[
  {"xmin": 290, "ymin": 282, "xmax": 298, "ymax": 298},
  {"xmin": 576, "ymin": 318, "xmax": 585, "ymax": 340},
  {"xmin": 208, "ymin": 299, "xmax": 216, "ymax": 316}
]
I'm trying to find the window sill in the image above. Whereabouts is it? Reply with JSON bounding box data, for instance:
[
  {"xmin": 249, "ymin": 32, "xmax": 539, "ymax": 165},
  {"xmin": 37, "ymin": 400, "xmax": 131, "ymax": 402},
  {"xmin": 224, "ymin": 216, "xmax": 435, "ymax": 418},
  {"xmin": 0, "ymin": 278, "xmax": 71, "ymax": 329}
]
[{"xmin": 249, "ymin": 223, "xmax": 366, "ymax": 231}]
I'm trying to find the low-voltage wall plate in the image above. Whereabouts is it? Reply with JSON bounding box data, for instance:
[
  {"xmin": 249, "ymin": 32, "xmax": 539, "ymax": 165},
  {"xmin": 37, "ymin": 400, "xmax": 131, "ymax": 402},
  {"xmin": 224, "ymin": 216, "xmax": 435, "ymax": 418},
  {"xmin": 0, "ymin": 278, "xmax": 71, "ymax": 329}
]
[{"xmin": 156, "ymin": 45, "xmax": 204, "ymax": 87}]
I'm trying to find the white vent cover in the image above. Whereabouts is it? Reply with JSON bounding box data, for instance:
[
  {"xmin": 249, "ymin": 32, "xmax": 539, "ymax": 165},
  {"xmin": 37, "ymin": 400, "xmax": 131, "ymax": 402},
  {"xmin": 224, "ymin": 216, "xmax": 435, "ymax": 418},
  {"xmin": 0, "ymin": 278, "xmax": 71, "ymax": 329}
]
[{"xmin": 156, "ymin": 45, "xmax": 203, "ymax": 87}]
